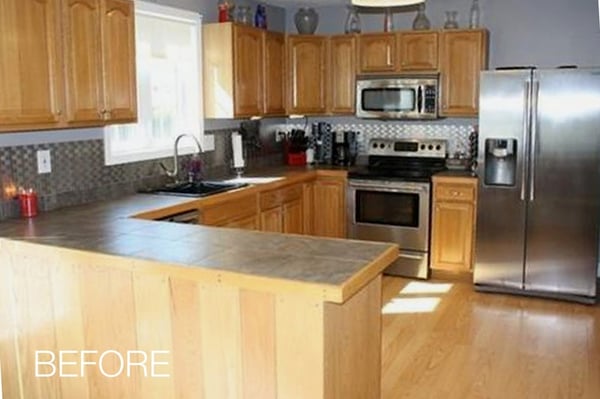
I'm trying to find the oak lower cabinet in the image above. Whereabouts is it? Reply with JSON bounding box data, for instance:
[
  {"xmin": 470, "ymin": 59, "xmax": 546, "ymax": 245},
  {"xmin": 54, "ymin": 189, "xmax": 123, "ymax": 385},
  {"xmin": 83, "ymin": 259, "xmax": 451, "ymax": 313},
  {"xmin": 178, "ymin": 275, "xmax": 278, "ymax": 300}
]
[
  {"xmin": 358, "ymin": 33, "xmax": 396, "ymax": 73},
  {"xmin": 286, "ymin": 35, "xmax": 328, "ymax": 114},
  {"xmin": 313, "ymin": 175, "xmax": 346, "ymax": 238},
  {"xmin": 199, "ymin": 193, "xmax": 259, "ymax": 230},
  {"xmin": 430, "ymin": 176, "xmax": 478, "ymax": 272},
  {"xmin": 0, "ymin": 0, "xmax": 63, "ymax": 130},
  {"xmin": 327, "ymin": 35, "xmax": 357, "ymax": 114},
  {"xmin": 439, "ymin": 29, "xmax": 488, "ymax": 117},
  {"xmin": 259, "ymin": 184, "xmax": 304, "ymax": 234},
  {"xmin": 398, "ymin": 31, "xmax": 438, "ymax": 71}
]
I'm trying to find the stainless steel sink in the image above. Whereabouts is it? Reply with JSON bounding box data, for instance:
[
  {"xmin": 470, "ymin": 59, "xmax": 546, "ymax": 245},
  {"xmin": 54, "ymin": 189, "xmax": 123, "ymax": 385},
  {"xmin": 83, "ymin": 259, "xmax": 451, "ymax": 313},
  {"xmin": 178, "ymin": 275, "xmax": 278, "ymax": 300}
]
[{"xmin": 148, "ymin": 180, "xmax": 248, "ymax": 198}]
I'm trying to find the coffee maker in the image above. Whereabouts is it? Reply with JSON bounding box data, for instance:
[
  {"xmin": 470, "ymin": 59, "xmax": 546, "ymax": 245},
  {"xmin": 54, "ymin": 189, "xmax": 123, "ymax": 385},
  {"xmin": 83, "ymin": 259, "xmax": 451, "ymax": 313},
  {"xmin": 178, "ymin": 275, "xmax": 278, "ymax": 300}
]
[{"xmin": 332, "ymin": 131, "xmax": 359, "ymax": 166}]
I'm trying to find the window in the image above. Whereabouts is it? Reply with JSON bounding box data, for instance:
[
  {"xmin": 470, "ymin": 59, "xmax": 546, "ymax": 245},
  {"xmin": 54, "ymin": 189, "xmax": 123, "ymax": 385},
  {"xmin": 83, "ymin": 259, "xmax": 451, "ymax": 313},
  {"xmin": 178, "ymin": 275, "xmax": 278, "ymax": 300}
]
[{"xmin": 104, "ymin": 1, "xmax": 203, "ymax": 165}]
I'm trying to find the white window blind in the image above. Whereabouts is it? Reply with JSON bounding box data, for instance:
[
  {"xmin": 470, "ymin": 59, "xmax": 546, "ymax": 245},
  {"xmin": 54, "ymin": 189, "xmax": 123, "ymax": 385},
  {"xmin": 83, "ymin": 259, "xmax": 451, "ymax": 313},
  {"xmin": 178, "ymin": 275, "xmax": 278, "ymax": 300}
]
[{"xmin": 104, "ymin": 1, "xmax": 203, "ymax": 165}]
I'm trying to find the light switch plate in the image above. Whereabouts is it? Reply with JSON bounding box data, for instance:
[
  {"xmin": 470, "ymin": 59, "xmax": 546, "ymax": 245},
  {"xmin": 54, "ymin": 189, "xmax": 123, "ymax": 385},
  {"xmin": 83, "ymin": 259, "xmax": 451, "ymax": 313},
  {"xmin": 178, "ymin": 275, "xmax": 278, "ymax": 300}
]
[
  {"xmin": 37, "ymin": 150, "xmax": 52, "ymax": 174},
  {"xmin": 203, "ymin": 134, "xmax": 215, "ymax": 152}
]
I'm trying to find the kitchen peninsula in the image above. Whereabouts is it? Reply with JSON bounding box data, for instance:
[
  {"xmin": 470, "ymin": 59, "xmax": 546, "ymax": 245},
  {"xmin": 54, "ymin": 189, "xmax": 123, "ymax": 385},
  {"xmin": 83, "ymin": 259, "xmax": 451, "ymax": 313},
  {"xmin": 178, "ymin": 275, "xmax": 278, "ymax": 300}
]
[{"xmin": 0, "ymin": 171, "xmax": 398, "ymax": 399}]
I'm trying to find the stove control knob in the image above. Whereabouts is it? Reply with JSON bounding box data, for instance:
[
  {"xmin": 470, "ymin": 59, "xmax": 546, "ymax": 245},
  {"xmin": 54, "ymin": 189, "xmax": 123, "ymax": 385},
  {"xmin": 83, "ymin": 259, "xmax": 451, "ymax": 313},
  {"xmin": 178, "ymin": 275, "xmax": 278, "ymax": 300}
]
[
  {"xmin": 379, "ymin": 143, "xmax": 385, "ymax": 149},
  {"xmin": 428, "ymin": 145, "xmax": 433, "ymax": 150},
  {"xmin": 372, "ymin": 143, "xmax": 378, "ymax": 149},
  {"xmin": 435, "ymin": 145, "xmax": 441, "ymax": 150},
  {"xmin": 420, "ymin": 144, "xmax": 426, "ymax": 150}
]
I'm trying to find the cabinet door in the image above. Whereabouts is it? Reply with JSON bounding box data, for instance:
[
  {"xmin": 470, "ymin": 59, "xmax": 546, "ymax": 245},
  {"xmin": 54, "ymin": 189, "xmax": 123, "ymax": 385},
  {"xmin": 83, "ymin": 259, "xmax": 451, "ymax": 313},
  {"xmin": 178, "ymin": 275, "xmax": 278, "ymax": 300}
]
[
  {"xmin": 328, "ymin": 35, "xmax": 356, "ymax": 114},
  {"xmin": 313, "ymin": 177, "xmax": 346, "ymax": 238},
  {"xmin": 260, "ymin": 207, "xmax": 283, "ymax": 233},
  {"xmin": 63, "ymin": 0, "xmax": 104, "ymax": 123},
  {"xmin": 431, "ymin": 201, "xmax": 474, "ymax": 272},
  {"xmin": 439, "ymin": 29, "xmax": 488, "ymax": 116},
  {"xmin": 101, "ymin": 0, "xmax": 137, "ymax": 122},
  {"xmin": 287, "ymin": 36, "xmax": 327, "ymax": 114},
  {"xmin": 358, "ymin": 33, "xmax": 396, "ymax": 73},
  {"xmin": 222, "ymin": 215, "xmax": 259, "ymax": 230},
  {"xmin": 0, "ymin": 0, "xmax": 63, "ymax": 129},
  {"xmin": 398, "ymin": 31, "xmax": 438, "ymax": 71},
  {"xmin": 234, "ymin": 25, "xmax": 263, "ymax": 117},
  {"xmin": 283, "ymin": 199, "xmax": 303, "ymax": 235},
  {"xmin": 263, "ymin": 31, "xmax": 286, "ymax": 116}
]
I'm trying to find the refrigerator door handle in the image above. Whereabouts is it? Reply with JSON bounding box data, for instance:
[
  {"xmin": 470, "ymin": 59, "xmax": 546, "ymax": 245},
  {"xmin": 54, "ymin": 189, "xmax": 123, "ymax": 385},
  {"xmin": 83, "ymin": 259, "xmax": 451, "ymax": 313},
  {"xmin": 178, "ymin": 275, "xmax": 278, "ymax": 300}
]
[
  {"xmin": 521, "ymin": 81, "xmax": 532, "ymax": 201},
  {"xmin": 529, "ymin": 80, "xmax": 540, "ymax": 202}
]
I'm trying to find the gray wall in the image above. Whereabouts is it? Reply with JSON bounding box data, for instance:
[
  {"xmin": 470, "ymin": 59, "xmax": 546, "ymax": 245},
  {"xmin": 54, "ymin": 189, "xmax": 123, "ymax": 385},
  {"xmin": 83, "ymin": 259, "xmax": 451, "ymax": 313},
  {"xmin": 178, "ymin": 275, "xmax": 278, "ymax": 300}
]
[{"xmin": 286, "ymin": 0, "xmax": 600, "ymax": 68}]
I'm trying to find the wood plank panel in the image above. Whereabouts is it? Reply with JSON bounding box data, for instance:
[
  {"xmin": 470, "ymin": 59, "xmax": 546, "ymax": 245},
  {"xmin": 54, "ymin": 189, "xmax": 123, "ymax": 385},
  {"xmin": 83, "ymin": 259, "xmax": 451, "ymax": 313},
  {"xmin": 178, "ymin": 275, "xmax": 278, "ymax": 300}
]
[
  {"xmin": 324, "ymin": 275, "xmax": 382, "ymax": 399},
  {"xmin": 275, "ymin": 294, "xmax": 324, "ymax": 399},
  {"xmin": 199, "ymin": 285, "xmax": 243, "ymax": 399},
  {"xmin": 132, "ymin": 269, "xmax": 175, "ymax": 398},
  {"xmin": 169, "ymin": 277, "xmax": 205, "ymax": 399},
  {"xmin": 240, "ymin": 290, "xmax": 277, "ymax": 399}
]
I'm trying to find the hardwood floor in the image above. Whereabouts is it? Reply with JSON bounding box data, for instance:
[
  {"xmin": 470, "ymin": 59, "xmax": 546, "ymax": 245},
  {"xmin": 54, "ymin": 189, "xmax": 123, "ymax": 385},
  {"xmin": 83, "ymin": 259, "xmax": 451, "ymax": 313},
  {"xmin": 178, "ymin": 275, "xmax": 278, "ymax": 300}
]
[{"xmin": 381, "ymin": 276, "xmax": 600, "ymax": 399}]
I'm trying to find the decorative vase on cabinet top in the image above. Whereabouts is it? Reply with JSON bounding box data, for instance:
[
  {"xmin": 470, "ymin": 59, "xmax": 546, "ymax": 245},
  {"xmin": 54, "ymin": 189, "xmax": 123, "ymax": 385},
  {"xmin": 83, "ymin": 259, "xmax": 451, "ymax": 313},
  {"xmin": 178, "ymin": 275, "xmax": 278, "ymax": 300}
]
[
  {"xmin": 294, "ymin": 8, "xmax": 319, "ymax": 34},
  {"xmin": 412, "ymin": 3, "xmax": 431, "ymax": 30}
]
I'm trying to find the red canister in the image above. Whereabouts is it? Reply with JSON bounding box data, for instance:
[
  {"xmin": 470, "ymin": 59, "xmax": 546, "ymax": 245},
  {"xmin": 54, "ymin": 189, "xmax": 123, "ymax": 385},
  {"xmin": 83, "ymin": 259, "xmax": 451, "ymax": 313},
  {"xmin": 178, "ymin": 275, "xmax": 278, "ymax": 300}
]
[{"xmin": 19, "ymin": 190, "xmax": 38, "ymax": 218}]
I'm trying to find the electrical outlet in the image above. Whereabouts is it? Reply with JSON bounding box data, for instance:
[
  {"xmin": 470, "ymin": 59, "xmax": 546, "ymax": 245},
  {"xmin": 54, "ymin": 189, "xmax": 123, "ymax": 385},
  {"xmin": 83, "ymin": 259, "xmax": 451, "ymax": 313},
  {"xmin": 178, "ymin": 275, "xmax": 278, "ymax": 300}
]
[
  {"xmin": 203, "ymin": 134, "xmax": 215, "ymax": 152},
  {"xmin": 37, "ymin": 150, "xmax": 52, "ymax": 174}
]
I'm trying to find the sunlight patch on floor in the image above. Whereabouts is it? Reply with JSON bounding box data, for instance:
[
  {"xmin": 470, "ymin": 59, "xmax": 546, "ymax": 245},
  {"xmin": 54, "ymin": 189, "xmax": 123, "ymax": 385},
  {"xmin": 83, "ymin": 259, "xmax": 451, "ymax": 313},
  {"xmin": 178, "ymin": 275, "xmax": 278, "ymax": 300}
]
[
  {"xmin": 382, "ymin": 297, "xmax": 441, "ymax": 314},
  {"xmin": 400, "ymin": 281, "xmax": 453, "ymax": 295}
]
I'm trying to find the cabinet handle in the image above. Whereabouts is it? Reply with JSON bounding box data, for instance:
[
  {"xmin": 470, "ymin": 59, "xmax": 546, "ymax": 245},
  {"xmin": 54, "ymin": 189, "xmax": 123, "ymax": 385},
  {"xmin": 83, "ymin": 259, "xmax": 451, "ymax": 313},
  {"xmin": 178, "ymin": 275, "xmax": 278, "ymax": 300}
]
[{"xmin": 55, "ymin": 110, "xmax": 62, "ymax": 117}]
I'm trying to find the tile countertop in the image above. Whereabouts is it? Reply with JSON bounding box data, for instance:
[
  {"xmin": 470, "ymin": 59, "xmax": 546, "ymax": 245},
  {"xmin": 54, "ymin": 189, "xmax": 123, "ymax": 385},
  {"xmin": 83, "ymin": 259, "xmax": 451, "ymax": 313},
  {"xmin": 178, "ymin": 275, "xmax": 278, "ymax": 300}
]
[{"xmin": 0, "ymin": 167, "xmax": 397, "ymax": 303}]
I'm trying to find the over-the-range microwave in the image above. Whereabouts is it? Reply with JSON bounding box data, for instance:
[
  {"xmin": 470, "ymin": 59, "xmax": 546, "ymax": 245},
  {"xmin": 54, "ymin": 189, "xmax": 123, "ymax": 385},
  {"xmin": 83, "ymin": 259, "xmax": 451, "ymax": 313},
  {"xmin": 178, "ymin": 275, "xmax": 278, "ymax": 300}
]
[{"xmin": 355, "ymin": 74, "xmax": 439, "ymax": 120}]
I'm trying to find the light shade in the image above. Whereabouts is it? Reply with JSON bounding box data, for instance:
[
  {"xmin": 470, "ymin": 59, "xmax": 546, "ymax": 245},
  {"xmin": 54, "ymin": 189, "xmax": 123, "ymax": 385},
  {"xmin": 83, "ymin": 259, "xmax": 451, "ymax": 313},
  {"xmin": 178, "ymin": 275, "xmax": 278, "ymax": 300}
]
[{"xmin": 352, "ymin": 0, "xmax": 424, "ymax": 7}]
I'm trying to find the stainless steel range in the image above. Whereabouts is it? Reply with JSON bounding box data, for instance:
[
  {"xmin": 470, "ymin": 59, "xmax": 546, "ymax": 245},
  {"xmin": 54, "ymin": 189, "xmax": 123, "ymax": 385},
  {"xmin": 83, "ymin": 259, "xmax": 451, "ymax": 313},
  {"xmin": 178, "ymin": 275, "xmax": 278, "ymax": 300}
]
[{"xmin": 347, "ymin": 138, "xmax": 447, "ymax": 279}]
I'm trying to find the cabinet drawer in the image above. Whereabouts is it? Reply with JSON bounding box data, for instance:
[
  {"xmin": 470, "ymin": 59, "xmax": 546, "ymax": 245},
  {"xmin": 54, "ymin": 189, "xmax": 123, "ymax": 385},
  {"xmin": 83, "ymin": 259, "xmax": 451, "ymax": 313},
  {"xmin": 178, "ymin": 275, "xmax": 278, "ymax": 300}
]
[
  {"xmin": 435, "ymin": 183, "xmax": 475, "ymax": 202},
  {"xmin": 202, "ymin": 195, "xmax": 258, "ymax": 225},
  {"xmin": 260, "ymin": 184, "xmax": 303, "ymax": 210}
]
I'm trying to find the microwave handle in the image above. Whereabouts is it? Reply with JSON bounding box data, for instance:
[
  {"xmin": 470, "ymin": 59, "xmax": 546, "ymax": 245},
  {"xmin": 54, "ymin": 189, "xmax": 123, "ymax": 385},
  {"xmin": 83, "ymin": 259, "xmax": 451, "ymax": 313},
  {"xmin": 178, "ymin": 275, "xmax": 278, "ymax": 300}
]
[{"xmin": 417, "ymin": 86, "xmax": 423, "ymax": 113}]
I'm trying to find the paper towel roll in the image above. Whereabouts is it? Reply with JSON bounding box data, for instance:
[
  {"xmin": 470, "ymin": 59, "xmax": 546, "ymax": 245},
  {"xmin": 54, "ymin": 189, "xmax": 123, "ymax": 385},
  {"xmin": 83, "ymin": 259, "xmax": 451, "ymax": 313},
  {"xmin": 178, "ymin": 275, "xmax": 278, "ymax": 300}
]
[{"xmin": 232, "ymin": 132, "xmax": 245, "ymax": 168}]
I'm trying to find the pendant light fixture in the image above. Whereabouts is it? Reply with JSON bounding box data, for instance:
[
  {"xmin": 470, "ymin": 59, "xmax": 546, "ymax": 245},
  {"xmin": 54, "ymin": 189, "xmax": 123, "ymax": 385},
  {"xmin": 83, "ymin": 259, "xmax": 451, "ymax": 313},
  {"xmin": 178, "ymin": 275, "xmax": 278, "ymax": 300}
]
[{"xmin": 351, "ymin": 0, "xmax": 424, "ymax": 7}]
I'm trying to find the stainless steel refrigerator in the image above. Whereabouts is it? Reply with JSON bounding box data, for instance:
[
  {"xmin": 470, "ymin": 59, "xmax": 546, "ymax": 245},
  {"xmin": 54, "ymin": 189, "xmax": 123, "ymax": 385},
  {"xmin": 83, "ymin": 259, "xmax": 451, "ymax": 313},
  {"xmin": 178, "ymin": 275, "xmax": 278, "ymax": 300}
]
[{"xmin": 474, "ymin": 67, "xmax": 600, "ymax": 303}]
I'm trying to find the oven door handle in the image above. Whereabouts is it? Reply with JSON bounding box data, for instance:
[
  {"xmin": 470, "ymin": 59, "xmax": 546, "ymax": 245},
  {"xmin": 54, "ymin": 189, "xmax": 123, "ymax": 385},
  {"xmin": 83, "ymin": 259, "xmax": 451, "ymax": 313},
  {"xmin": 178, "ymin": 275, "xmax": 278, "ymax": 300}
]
[{"xmin": 348, "ymin": 181, "xmax": 429, "ymax": 194}]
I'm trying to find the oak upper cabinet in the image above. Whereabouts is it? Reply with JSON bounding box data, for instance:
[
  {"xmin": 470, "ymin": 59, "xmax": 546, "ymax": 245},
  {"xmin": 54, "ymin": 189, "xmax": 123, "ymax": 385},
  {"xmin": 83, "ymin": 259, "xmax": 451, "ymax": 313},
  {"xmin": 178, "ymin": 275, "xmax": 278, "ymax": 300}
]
[
  {"xmin": 259, "ymin": 184, "xmax": 304, "ymax": 234},
  {"xmin": 358, "ymin": 33, "xmax": 396, "ymax": 73},
  {"xmin": 0, "ymin": 0, "xmax": 63, "ymax": 130},
  {"xmin": 263, "ymin": 31, "xmax": 286, "ymax": 116},
  {"xmin": 430, "ymin": 176, "xmax": 478, "ymax": 272},
  {"xmin": 439, "ymin": 29, "xmax": 488, "ymax": 117},
  {"xmin": 398, "ymin": 31, "xmax": 438, "ymax": 71},
  {"xmin": 287, "ymin": 35, "xmax": 327, "ymax": 114},
  {"xmin": 327, "ymin": 35, "xmax": 357, "ymax": 115},
  {"xmin": 313, "ymin": 175, "xmax": 346, "ymax": 238},
  {"xmin": 100, "ymin": 0, "xmax": 137, "ymax": 122},
  {"xmin": 234, "ymin": 25, "xmax": 263, "ymax": 116}
]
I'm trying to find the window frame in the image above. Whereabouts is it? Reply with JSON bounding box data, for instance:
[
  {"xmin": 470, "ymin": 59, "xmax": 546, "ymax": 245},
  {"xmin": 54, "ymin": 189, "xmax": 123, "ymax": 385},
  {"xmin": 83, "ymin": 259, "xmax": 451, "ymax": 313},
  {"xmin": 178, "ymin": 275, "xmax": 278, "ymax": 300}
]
[{"xmin": 104, "ymin": 1, "xmax": 203, "ymax": 166}]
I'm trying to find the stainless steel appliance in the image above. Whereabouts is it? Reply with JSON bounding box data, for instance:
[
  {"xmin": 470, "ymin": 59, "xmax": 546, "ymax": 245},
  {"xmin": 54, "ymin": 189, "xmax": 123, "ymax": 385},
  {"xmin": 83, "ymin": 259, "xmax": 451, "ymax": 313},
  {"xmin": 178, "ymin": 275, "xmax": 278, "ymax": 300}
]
[
  {"xmin": 347, "ymin": 138, "xmax": 447, "ymax": 278},
  {"xmin": 332, "ymin": 131, "xmax": 359, "ymax": 166},
  {"xmin": 356, "ymin": 74, "xmax": 439, "ymax": 120},
  {"xmin": 474, "ymin": 67, "xmax": 600, "ymax": 303}
]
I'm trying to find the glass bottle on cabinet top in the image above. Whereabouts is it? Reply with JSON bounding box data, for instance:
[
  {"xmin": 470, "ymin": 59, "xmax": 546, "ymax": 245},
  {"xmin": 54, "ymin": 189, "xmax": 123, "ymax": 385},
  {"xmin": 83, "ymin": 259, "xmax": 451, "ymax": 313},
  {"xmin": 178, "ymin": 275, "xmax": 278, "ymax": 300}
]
[
  {"xmin": 444, "ymin": 11, "xmax": 459, "ymax": 29},
  {"xmin": 383, "ymin": 8, "xmax": 393, "ymax": 32},
  {"xmin": 412, "ymin": 3, "xmax": 431, "ymax": 30},
  {"xmin": 344, "ymin": 6, "xmax": 361, "ymax": 34},
  {"xmin": 469, "ymin": 0, "xmax": 481, "ymax": 28}
]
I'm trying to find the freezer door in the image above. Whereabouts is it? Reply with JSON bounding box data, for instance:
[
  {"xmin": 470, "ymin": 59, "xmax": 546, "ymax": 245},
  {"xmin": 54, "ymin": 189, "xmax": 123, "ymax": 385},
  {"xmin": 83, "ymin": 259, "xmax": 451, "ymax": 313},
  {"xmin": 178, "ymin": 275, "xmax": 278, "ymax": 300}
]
[
  {"xmin": 524, "ymin": 69, "xmax": 600, "ymax": 297},
  {"xmin": 474, "ymin": 70, "xmax": 532, "ymax": 288}
]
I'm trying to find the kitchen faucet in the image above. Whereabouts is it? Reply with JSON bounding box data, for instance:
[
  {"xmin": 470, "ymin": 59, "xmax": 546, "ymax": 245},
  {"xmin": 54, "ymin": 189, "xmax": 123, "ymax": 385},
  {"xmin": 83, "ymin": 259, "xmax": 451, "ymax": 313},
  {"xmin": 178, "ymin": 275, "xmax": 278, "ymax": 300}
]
[{"xmin": 160, "ymin": 134, "xmax": 203, "ymax": 180}]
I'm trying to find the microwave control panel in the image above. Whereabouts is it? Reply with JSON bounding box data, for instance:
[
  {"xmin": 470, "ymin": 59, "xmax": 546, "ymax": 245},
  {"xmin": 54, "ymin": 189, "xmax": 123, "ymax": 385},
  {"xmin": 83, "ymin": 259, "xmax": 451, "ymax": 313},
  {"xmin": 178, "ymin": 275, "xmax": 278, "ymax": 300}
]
[{"xmin": 423, "ymin": 85, "xmax": 437, "ymax": 113}]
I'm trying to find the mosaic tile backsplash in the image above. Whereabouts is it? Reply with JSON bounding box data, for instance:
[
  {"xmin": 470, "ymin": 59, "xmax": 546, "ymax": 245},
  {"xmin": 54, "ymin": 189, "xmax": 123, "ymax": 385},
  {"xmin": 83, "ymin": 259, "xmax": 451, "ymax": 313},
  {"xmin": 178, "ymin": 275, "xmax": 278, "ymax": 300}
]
[{"xmin": 0, "ymin": 128, "xmax": 282, "ymax": 220}]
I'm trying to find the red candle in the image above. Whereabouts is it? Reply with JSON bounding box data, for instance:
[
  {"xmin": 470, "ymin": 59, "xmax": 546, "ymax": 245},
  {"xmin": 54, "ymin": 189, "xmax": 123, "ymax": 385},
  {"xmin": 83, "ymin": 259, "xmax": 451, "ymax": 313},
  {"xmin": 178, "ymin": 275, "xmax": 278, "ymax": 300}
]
[{"xmin": 19, "ymin": 190, "xmax": 38, "ymax": 218}]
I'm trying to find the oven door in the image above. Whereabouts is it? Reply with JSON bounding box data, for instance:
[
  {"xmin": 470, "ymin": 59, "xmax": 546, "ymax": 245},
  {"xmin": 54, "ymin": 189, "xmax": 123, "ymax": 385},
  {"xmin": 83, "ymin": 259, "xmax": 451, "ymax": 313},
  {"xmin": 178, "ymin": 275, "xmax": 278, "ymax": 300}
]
[{"xmin": 347, "ymin": 179, "xmax": 431, "ymax": 278}]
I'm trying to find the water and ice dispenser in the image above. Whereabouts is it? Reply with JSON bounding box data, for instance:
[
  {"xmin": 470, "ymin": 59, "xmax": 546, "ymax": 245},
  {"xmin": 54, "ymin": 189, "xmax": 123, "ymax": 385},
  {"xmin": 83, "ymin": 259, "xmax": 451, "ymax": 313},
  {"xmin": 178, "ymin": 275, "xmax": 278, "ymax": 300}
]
[{"xmin": 484, "ymin": 139, "xmax": 517, "ymax": 186}]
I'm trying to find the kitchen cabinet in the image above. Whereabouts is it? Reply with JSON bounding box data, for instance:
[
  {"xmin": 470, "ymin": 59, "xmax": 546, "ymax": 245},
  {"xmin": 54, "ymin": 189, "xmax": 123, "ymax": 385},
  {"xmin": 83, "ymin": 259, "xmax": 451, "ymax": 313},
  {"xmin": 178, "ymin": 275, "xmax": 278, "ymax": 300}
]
[
  {"xmin": 0, "ymin": 0, "xmax": 63, "ymax": 130},
  {"xmin": 63, "ymin": 0, "xmax": 136, "ymax": 124},
  {"xmin": 430, "ymin": 176, "xmax": 478, "ymax": 272},
  {"xmin": 286, "ymin": 35, "xmax": 328, "ymax": 115},
  {"xmin": 259, "ymin": 184, "xmax": 304, "ymax": 234},
  {"xmin": 327, "ymin": 35, "xmax": 357, "ymax": 114},
  {"xmin": 398, "ymin": 31, "xmax": 438, "ymax": 71},
  {"xmin": 439, "ymin": 29, "xmax": 488, "ymax": 117},
  {"xmin": 303, "ymin": 182, "xmax": 314, "ymax": 235},
  {"xmin": 199, "ymin": 193, "xmax": 258, "ymax": 229},
  {"xmin": 263, "ymin": 31, "xmax": 286, "ymax": 116},
  {"xmin": 204, "ymin": 23, "xmax": 285, "ymax": 118},
  {"xmin": 313, "ymin": 175, "xmax": 346, "ymax": 238},
  {"xmin": 358, "ymin": 33, "xmax": 396, "ymax": 73}
]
